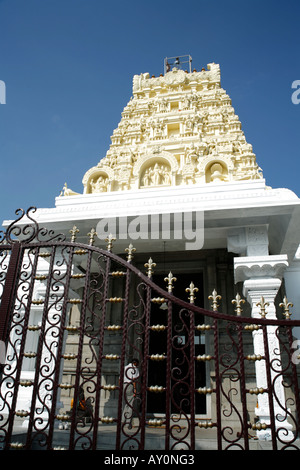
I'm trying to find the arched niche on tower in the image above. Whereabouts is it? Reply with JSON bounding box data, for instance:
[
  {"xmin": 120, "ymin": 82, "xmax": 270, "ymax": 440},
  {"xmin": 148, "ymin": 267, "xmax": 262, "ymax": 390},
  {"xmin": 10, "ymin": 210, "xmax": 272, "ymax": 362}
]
[
  {"xmin": 82, "ymin": 166, "xmax": 114, "ymax": 194},
  {"xmin": 134, "ymin": 152, "xmax": 179, "ymax": 188},
  {"xmin": 200, "ymin": 155, "xmax": 233, "ymax": 183},
  {"xmin": 206, "ymin": 161, "xmax": 228, "ymax": 183}
]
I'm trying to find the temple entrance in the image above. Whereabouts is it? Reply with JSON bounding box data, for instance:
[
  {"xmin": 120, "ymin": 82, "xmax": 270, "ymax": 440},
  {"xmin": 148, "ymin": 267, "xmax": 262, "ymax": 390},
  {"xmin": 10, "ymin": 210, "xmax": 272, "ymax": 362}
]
[{"xmin": 147, "ymin": 272, "xmax": 206, "ymax": 416}]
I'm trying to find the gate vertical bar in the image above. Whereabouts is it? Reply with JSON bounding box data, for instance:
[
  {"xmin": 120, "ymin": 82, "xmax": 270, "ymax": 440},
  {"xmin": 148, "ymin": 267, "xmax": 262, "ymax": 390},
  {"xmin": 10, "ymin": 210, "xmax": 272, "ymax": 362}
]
[
  {"xmin": 213, "ymin": 318, "xmax": 222, "ymax": 450},
  {"xmin": 47, "ymin": 244, "xmax": 74, "ymax": 449},
  {"xmin": 91, "ymin": 251, "xmax": 111, "ymax": 450},
  {"xmin": 25, "ymin": 245, "xmax": 56, "ymax": 449},
  {"xmin": 140, "ymin": 284, "xmax": 151, "ymax": 449},
  {"xmin": 237, "ymin": 323, "xmax": 249, "ymax": 450},
  {"xmin": 9, "ymin": 246, "xmax": 40, "ymax": 449},
  {"xmin": 164, "ymin": 300, "xmax": 172, "ymax": 450},
  {"xmin": 189, "ymin": 309, "xmax": 195, "ymax": 450},
  {"xmin": 116, "ymin": 265, "xmax": 131, "ymax": 450},
  {"xmin": 287, "ymin": 324, "xmax": 300, "ymax": 438},
  {"xmin": 262, "ymin": 324, "xmax": 277, "ymax": 450},
  {"xmin": 0, "ymin": 242, "xmax": 22, "ymax": 450},
  {"xmin": 0, "ymin": 243, "xmax": 21, "ymax": 346},
  {"xmin": 69, "ymin": 246, "xmax": 93, "ymax": 450}
]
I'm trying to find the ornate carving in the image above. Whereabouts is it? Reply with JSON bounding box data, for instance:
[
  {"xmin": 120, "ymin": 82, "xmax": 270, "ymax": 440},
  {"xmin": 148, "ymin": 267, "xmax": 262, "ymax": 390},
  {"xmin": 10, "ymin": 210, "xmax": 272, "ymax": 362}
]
[
  {"xmin": 141, "ymin": 163, "xmax": 171, "ymax": 187},
  {"xmin": 90, "ymin": 175, "xmax": 108, "ymax": 193},
  {"xmin": 82, "ymin": 62, "xmax": 263, "ymax": 194},
  {"xmin": 60, "ymin": 183, "xmax": 79, "ymax": 196}
]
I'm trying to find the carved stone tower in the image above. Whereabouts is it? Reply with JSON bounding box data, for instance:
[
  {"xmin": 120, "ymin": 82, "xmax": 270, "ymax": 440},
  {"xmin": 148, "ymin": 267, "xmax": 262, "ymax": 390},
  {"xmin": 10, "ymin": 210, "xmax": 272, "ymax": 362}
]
[{"xmin": 80, "ymin": 63, "xmax": 263, "ymax": 196}]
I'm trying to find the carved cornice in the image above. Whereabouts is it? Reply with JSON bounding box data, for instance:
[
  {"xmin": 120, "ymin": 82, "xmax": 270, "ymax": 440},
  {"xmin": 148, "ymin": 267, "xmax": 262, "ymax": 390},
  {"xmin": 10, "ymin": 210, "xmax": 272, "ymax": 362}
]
[
  {"xmin": 234, "ymin": 255, "xmax": 289, "ymax": 283},
  {"xmin": 132, "ymin": 63, "xmax": 221, "ymax": 93}
]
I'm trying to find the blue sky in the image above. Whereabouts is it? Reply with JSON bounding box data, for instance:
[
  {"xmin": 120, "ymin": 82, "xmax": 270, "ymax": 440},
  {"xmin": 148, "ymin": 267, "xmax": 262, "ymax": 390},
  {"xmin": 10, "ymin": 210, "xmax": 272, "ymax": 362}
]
[{"xmin": 0, "ymin": 0, "xmax": 299, "ymax": 224}]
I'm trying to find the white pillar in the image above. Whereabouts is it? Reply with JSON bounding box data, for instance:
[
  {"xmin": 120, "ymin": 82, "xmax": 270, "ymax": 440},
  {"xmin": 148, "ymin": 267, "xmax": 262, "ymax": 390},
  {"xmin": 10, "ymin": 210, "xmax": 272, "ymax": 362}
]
[{"xmin": 234, "ymin": 255, "xmax": 294, "ymax": 441}]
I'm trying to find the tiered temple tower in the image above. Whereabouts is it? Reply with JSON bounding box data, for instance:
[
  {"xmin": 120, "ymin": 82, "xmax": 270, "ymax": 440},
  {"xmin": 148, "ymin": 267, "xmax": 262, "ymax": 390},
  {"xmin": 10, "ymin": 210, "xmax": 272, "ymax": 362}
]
[{"xmin": 80, "ymin": 62, "xmax": 262, "ymax": 196}]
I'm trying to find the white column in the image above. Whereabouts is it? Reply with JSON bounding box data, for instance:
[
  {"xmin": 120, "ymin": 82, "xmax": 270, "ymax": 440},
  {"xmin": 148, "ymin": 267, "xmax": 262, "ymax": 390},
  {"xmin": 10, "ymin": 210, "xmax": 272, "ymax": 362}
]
[
  {"xmin": 234, "ymin": 255, "xmax": 294, "ymax": 441},
  {"xmin": 284, "ymin": 246, "xmax": 300, "ymax": 340}
]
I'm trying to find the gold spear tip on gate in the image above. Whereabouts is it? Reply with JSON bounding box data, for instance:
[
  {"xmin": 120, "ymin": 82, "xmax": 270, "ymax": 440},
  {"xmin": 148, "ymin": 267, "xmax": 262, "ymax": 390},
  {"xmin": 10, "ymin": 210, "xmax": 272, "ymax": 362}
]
[
  {"xmin": 145, "ymin": 257, "xmax": 156, "ymax": 278},
  {"xmin": 208, "ymin": 289, "xmax": 221, "ymax": 311},
  {"xmin": 164, "ymin": 271, "xmax": 177, "ymax": 293},
  {"xmin": 185, "ymin": 281, "xmax": 199, "ymax": 304},
  {"xmin": 232, "ymin": 292, "xmax": 245, "ymax": 316},
  {"xmin": 70, "ymin": 225, "xmax": 79, "ymax": 242},
  {"xmin": 256, "ymin": 296, "xmax": 269, "ymax": 318},
  {"xmin": 279, "ymin": 296, "xmax": 293, "ymax": 319},
  {"xmin": 87, "ymin": 228, "xmax": 97, "ymax": 246},
  {"xmin": 125, "ymin": 243, "xmax": 136, "ymax": 262},
  {"xmin": 105, "ymin": 233, "xmax": 116, "ymax": 251}
]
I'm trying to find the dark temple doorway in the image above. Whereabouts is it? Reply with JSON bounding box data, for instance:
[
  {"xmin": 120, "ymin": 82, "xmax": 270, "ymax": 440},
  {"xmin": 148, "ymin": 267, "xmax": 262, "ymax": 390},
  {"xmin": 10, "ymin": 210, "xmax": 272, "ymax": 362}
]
[{"xmin": 146, "ymin": 271, "xmax": 206, "ymax": 416}]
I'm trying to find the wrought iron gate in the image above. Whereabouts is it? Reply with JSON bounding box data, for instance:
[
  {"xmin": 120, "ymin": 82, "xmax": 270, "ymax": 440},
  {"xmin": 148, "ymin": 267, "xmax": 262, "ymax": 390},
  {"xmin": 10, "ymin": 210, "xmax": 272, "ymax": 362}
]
[{"xmin": 0, "ymin": 208, "xmax": 300, "ymax": 450}]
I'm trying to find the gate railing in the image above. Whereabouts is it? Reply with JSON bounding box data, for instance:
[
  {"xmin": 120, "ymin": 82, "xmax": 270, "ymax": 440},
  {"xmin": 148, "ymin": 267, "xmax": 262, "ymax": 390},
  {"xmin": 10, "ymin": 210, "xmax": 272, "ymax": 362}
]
[{"xmin": 0, "ymin": 208, "xmax": 300, "ymax": 450}]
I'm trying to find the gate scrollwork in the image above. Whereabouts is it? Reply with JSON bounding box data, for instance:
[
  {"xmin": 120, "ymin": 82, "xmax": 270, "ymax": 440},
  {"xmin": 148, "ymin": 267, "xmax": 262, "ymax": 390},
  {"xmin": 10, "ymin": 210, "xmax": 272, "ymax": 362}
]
[{"xmin": 0, "ymin": 208, "xmax": 299, "ymax": 450}]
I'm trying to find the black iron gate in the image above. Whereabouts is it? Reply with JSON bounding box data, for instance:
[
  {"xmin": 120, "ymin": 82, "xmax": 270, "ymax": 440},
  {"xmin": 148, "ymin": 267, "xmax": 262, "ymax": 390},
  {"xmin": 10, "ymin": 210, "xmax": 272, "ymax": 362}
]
[{"xmin": 0, "ymin": 208, "xmax": 300, "ymax": 450}]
